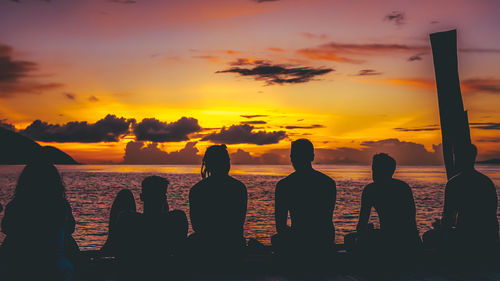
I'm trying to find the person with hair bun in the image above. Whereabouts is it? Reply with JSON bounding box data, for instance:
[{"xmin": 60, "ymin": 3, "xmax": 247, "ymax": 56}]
[{"xmin": 189, "ymin": 144, "xmax": 248, "ymax": 260}]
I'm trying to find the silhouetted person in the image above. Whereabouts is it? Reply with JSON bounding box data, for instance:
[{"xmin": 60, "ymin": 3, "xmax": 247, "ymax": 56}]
[
  {"xmin": 272, "ymin": 139, "xmax": 336, "ymax": 260},
  {"xmin": 354, "ymin": 153, "xmax": 421, "ymax": 259},
  {"xmin": 441, "ymin": 144, "xmax": 498, "ymax": 257},
  {"xmin": 101, "ymin": 189, "xmax": 136, "ymax": 255},
  {"xmin": 115, "ymin": 176, "xmax": 188, "ymax": 280},
  {"xmin": 1, "ymin": 163, "xmax": 76, "ymax": 281},
  {"xmin": 189, "ymin": 144, "xmax": 248, "ymax": 262}
]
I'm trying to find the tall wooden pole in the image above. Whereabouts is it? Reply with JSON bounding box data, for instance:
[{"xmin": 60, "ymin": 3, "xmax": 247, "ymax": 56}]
[{"xmin": 430, "ymin": 30, "xmax": 472, "ymax": 179}]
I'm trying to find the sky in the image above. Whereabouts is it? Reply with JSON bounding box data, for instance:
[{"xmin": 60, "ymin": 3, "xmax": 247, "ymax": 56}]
[{"xmin": 0, "ymin": 0, "xmax": 499, "ymax": 164}]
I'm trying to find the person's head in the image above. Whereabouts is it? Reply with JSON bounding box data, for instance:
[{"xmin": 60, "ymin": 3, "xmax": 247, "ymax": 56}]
[
  {"xmin": 140, "ymin": 176, "xmax": 168, "ymax": 213},
  {"xmin": 201, "ymin": 144, "xmax": 230, "ymax": 179},
  {"xmin": 372, "ymin": 153, "xmax": 396, "ymax": 182},
  {"xmin": 290, "ymin": 139, "xmax": 314, "ymax": 171},
  {"xmin": 14, "ymin": 162, "xmax": 66, "ymax": 203},
  {"xmin": 109, "ymin": 189, "xmax": 136, "ymax": 227},
  {"xmin": 456, "ymin": 143, "xmax": 478, "ymax": 171}
]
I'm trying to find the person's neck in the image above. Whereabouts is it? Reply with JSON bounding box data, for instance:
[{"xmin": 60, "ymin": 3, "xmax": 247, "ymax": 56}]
[
  {"xmin": 295, "ymin": 163, "xmax": 313, "ymax": 172},
  {"xmin": 143, "ymin": 204, "xmax": 163, "ymax": 216}
]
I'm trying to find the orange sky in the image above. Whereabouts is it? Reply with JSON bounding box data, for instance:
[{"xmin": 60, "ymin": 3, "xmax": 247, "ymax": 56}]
[{"xmin": 0, "ymin": 0, "xmax": 499, "ymax": 164}]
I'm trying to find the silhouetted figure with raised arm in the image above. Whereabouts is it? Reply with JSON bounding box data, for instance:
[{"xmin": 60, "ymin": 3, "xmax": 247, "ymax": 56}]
[
  {"xmin": 441, "ymin": 144, "xmax": 498, "ymax": 260},
  {"xmin": 115, "ymin": 176, "xmax": 188, "ymax": 281},
  {"xmin": 272, "ymin": 139, "xmax": 336, "ymax": 263},
  {"xmin": 353, "ymin": 153, "xmax": 421, "ymax": 263},
  {"xmin": 189, "ymin": 144, "xmax": 248, "ymax": 267},
  {"xmin": 1, "ymin": 163, "xmax": 76, "ymax": 281},
  {"xmin": 101, "ymin": 189, "xmax": 136, "ymax": 255}
]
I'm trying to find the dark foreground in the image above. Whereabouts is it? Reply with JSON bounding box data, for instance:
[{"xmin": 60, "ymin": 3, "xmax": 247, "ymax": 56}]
[{"xmin": 56, "ymin": 246, "xmax": 500, "ymax": 281}]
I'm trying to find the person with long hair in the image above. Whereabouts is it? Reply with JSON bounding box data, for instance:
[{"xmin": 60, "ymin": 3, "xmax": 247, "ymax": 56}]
[
  {"xmin": 189, "ymin": 144, "xmax": 248, "ymax": 260},
  {"xmin": 101, "ymin": 189, "xmax": 136, "ymax": 255},
  {"xmin": 1, "ymin": 162, "xmax": 76, "ymax": 281}
]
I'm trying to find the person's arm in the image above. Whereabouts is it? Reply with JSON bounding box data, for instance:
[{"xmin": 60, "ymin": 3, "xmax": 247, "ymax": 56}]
[
  {"xmin": 240, "ymin": 183, "xmax": 248, "ymax": 232},
  {"xmin": 189, "ymin": 186, "xmax": 201, "ymax": 233},
  {"xmin": 441, "ymin": 181, "xmax": 457, "ymax": 229},
  {"xmin": 275, "ymin": 181, "xmax": 290, "ymax": 234},
  {"xmin": 65, "ymin": 200, "xmax": 76, "ymax": 234},
  {"xmin": 356, "ymin": 185, "xmax": 372, "ymax": 232},
  {"xmin": 330, "ymin": 180, "xmax": 337, "ymax": 220}
]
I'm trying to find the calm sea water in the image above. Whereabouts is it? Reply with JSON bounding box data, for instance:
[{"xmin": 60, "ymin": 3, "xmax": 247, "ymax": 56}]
[{"xmin": 0, "ymin": 164, "xmax": 499, "ymax": 250}]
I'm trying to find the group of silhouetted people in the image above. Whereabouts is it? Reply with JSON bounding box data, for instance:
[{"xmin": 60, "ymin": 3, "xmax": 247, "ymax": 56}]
[{"xmin": 0, "ymin": 139, "xmax": 498, "ymax": 280}]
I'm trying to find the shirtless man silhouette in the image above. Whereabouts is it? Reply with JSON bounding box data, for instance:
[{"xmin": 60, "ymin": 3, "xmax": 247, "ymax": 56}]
[{"xmin": 273, "ymin": 139, "xmax": 337, "ymax": 257}]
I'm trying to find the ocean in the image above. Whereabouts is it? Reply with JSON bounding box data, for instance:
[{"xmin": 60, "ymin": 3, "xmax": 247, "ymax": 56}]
[{"xmin": 0, "ymin": 164, "xmax": 499, "ymax": 250}]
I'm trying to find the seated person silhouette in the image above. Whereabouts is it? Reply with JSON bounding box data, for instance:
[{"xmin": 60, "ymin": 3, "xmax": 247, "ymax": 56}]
[
  {"xmin": 440, "ymin": 144, "xmax": 498, "ymax": 257},
  {"xmin": 189, "ymin": 144, "xmax": 248, "ymax": 260},
  {"xmin": 115, "ymin": 176, "xmax": 188, "ymax": 279},
  {"xmin": 353, "ymin": 153, "xmax": 421, "ymax": 257},
  {"xmin": 272, "ymin": 139, "xmax": 337, "ymax": 259},
  {"xmin": 101, "ymin": 189, "xmax": 136, "ymax": 255},
  {"xmin": 1, "ymin": 163, "xmax": 76, "ymax": 281}
]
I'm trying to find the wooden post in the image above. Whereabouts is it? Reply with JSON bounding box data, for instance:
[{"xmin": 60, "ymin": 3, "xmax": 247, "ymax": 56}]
[{"xmin": 430, "ymin": 30, "xmax": 472, "ymax": 179}]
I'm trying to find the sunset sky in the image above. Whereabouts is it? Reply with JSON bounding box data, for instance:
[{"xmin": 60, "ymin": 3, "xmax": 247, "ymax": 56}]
[{"xmin": 0, "ymin": 0, "xmax": 499, "ymax": 164}]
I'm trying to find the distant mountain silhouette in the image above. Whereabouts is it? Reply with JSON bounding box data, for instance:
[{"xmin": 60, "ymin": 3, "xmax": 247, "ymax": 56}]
[
  {"xmin": 0, "ymin": 127, "xmax": 78, "ymax": 164},
  {"xmin": 477, "ymin": 158, "xmax": 500, "ymax": 165}
]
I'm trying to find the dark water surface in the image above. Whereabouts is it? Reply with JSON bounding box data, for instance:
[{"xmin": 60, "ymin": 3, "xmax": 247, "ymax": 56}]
[{"xmin": 0, "ymin": 164, "xmax": 498, "ymax": 250}]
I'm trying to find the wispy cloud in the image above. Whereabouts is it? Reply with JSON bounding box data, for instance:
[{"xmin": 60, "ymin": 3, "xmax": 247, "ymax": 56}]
[
  {"xmin": 384, "ymin": 11, "xmax": 406, "ymax": 26},
  {"xmin": 202, "ymin": 124, "xmax": 286, "ymax": 145}
]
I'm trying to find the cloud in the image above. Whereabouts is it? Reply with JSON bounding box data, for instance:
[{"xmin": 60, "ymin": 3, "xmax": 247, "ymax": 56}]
[
  {"xmin": 216, "ymin": 62, "xmax": 333, "ymax": 85},
  {"xmin": 230, "ymin": 148, "xmax": 287, "ymax": 164},
  {"xmin": 0, "ymin": 120, "xmax": 15, "ymax": 131},
  {"xmin": 462, "ymin": 78, "xmax": 500, "ymax": 94},
  {"xmin": 394, "ymin": 125, "xmax": 439, "ymax": 132},
  {"xmin": 63, "ymin": 92, "xmax": 76, "ymax": 100},
  {"xmin": 0, "ymin": 43, "xmax": 64, "ymax": 98},
  {"xmin": 356, "ymin": 69, "xmax": 382, "ymax": 76},
  {"xmin": 284, "ymin": 124, "xmax": 325, "ymax": 129},
  {"xmin": 470, "ymin": 122, "xmax": 500, "ymax": 130},
  {"xmin": 109, "ymin": 0, "xmax": 136, "ymax": 4},
  {"xmin": 268, "ymin": 47, "xmax": 285, "ymax": 52},
  {"xmin": 20, "ymin": 114, "xmax": 135, "ymax": 143},
  {"xmin": 229, "ymin": 58, "xmax": 270, "ymax": 66},
  {"xmin": 297, "ymin": 42, "xmax": 428, "ymax": 63},
  {"xmin": 88, "ymin": 95, "xmax": 99, "ymax": 102},
  {"xmin": 133, "ymin": 117, "xmax": 201, "ymax": 142},
  {"xmin": 241, "ymin": 114, "xmax": 268, "ymax": 119},
  {"xmin": 301, "ymin": 32, "xmax": 328, "ymax": 40},
  {"xmin": 123, "ymin": 141, "xmax": 202, "ymax": 164},
  {"xmin": 384, "ymin": 11, "xmax": 406, "ymax": 26},
  {"xmin": 253, "ymin": 0, "xmax": 279, "ymax": 2},
  {"xmin": 202, "ymin": 124, "xmax": 286, "ymax": 145},
  {"xmin": 408, "ymin": 53, "xmax": 425, "ymax": 61},
  {"xmin": 241, "ymin": 120, "xmax": 267, "ymax": 125}
]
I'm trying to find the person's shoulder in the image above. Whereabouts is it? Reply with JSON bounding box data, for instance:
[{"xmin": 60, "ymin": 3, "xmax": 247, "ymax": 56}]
[
  {"xmin": 227, "ymin": 175, "xmax": 247, "ymax": 190},
  {"xmin": 277, "ymin": 172, "xmax": 297, "ymax": 187},
  {"xmin": 190, "ymin": 178, "xmax": 208, "ymax": 194},
  {"xmin": 313, "ymin": 169, "xmax": 336, "ymax": 184}
]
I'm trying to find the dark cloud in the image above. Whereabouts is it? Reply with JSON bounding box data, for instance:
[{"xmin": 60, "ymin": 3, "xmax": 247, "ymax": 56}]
[
  {"xmin": 216, "ymin": 62, "xmax": 333, "ymax": 85},
  {"xmin": 20, "ymin": 114, "xmax": 135, "ymax": 143},
  {"xmin": 88, "ymin": 95, "xmax": 99, "ymax": 102},
  {"xmin": 394, "ymin": 125, "xmax": 439, "ymax": 132},
  {"xmin": 253, "ymin": 0, "xmax": 279, "ymax": 2},
  {"xmin": 384, "ymin": 11, "xmax": 406, "ymax": 26},
  {"xmin": 470, "ymin": 122, "xmax": 500, "ymax": 130},
  {"xmin": 463, "ymin": 78, "xmax": 500, "ymax": 94},
  {"xmin": 123, "ymin": 141, "xmax": 202, "ymax": 164},
  {"xmin": 63, "ymin": 93, "xmax": 76, "ymax": 100},
  {"xmin": 284, "ymin": 124, "xmax": 325, "ymax": 129},
  {"xmin": 0, "ymin": 43, "xmax": 64, "ymax": 97},
  {"xmin": 241, "ymin": 120, "xmax": 267, "ymax": 125},
  {"xmin": 408, "ymin": 53, "xmax": 424, "ymax": 61},
  {"xmin": 229, "ymin": 58, "xmax": 270, "ymax": 66},
  {"xmin": 133, "ymin": 117, "xmax": 201, "ymax": 142},
  {"xmin": 356, "ymin": 69, "xmax": 382, "ymax": 76},
  {"xmin": 241, "ymin": 114, "xmax": 268, "ymax": 119},
  {"xmin": 230, "ymin": 149, "xmax": 287, "ymax": 164},
  {"xmin": 0, "ymin": 120, "xmax": 15, "ymax": 131},
  {"xmin": 202, "ymin": 124, "xmax": 286, "ymax": 145}
]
